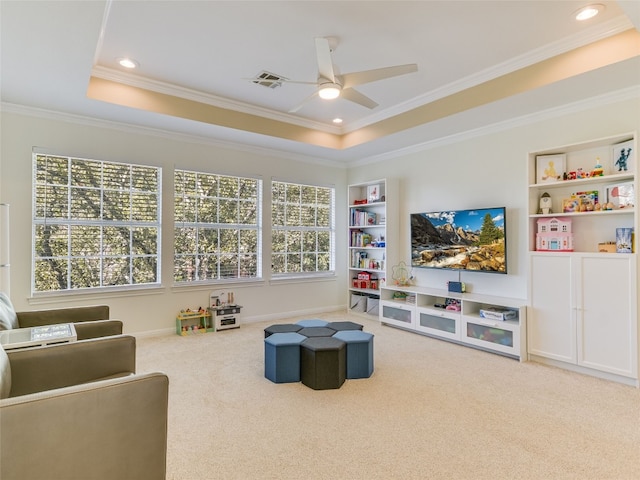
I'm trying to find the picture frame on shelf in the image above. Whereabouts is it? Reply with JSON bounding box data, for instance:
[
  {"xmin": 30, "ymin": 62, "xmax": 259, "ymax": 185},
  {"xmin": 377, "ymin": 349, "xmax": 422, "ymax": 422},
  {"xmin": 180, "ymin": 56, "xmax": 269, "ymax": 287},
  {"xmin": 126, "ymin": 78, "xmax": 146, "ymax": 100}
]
[
  {"xmin": 605, "ymin": 182, "xmax": 635, "ymax": 209},
  {"xmin": 367, "ymin": 184, "xmax": 380, "ymax": 202},
  {"xmin": 536, "ymin": 154, "xmax": 566, "ymax": 183},
  {"xmin": 612, "ymin": 140, "xmax": 634, "ymax": 173}
]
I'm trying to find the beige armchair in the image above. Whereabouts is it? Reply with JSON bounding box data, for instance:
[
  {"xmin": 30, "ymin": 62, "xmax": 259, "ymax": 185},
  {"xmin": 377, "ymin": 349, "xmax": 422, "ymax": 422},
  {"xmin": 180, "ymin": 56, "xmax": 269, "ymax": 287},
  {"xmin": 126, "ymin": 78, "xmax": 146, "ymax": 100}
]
[
  {"xmin": 0, "ymin": 292, "xmax": 122, "ymax": 340},
  {"xmin": 0, "ymin": 335, "xmax": 169, "ymax": 480}
]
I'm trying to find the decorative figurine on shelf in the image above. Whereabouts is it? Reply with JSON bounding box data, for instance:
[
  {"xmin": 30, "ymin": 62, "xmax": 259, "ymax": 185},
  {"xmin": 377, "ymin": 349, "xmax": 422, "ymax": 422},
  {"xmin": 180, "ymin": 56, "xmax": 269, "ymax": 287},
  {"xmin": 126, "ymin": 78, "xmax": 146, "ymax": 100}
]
[
  {"xmin": 591, "ymin": 159, "xmax": 604, "ymax": 177},
  {"xmin": 392, "ymin": 261, "xmax": 414, "ymax": 286},
  {"xmin": 615, "ymin": 148, "xmax": 631, "ymax": 172},
  {"xmin": 538, "ymin": 192, "xmax": 552, "ymax": 214}
]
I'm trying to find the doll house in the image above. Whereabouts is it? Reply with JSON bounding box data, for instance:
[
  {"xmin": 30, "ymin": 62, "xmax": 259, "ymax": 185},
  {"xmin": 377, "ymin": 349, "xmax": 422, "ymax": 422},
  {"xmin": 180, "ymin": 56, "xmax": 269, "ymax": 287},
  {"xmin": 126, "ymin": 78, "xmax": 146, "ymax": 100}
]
[{"xmin": 536, "ymin": 217, "xmax": 573, "ymax": 251}]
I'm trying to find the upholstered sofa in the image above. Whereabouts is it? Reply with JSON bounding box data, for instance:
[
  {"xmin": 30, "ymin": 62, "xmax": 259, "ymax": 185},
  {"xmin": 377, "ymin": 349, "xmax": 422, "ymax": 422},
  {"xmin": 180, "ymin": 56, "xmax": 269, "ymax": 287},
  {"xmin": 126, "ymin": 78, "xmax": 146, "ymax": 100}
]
[
  {"xmin": 0, "ymin": 334, "xmax": 169, "ymax": 480},
  {"xmin": 0, "ymin": 292, "xmax": 122, "ymax": 340}
]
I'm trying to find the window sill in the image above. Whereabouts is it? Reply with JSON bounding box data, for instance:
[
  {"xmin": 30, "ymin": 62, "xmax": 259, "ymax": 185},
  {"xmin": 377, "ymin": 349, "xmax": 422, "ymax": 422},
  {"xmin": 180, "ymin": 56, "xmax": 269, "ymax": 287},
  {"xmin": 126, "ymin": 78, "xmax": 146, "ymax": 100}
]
[{"xmin": 269, "ymin": 274, "xmax": 336, "ymax": 286}]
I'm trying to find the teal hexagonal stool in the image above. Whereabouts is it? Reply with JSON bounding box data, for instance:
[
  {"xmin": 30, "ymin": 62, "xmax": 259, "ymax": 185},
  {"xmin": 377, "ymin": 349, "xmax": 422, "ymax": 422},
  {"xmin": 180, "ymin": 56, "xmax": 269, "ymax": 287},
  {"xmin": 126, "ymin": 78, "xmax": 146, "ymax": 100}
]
[
  {"xmin": 264, "ymin": 332, "xmax": 306, "ymax": 383},
  {"xmin": 332, "ymin": 330, "xmax": 374, "ymax": 379}
]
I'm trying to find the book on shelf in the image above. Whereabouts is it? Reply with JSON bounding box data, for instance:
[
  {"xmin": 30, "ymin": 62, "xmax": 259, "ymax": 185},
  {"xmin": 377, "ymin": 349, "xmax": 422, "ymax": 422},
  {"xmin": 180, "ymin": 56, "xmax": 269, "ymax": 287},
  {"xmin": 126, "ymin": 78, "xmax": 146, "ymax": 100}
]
[
  {"xmin": 350, "ymin": 230, "xmax": 373, "ymax": 247},
  {"xmin": 350, "ymin": 208, "xmax": 377, "ymax": 226}
]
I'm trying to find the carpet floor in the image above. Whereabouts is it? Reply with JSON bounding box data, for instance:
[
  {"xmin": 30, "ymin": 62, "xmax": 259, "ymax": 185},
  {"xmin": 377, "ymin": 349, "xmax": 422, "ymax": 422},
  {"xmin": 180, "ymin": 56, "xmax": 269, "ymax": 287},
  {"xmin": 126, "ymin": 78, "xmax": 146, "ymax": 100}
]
[{"xmin": 136, "ymin": 310, "xmax": 640, "ymax": 480}]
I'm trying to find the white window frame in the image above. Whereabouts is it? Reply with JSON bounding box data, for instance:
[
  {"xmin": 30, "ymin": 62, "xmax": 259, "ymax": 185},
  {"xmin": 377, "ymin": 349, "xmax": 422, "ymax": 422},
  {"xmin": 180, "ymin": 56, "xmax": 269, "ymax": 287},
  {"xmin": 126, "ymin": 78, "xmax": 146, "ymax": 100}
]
[
  {"xmin": 271, "ymin": 179, "xmax": 335, "ymax": 279},
  {"xmin": 32, "ymin": 153, "xmax": 162, "ymax": 295},
  {"xmin": 174, "ymin": 169, "xmax": 262, "ymax": 284}
]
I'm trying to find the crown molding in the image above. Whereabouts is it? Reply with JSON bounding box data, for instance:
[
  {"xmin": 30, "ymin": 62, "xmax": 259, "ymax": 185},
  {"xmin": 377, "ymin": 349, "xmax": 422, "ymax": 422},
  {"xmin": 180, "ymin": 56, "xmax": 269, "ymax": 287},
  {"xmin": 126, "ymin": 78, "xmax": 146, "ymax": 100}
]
[
  {"xmin": 345, "ymin": 16, "xmax": 635, "ymax": 133},
  {"xmin": 349, "ymin": 85, "xmax": 640, "ymax": 168},
  {"xmin": 0, "ymin": 102, "xmax": 347, "ymax": 169}
]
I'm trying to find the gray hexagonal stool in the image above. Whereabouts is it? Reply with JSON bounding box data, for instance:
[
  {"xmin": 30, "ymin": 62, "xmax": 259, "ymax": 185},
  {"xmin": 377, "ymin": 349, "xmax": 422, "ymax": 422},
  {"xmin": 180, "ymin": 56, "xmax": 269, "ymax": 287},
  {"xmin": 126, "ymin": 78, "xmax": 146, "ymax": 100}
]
[
  {"xmin": 300, "ymin": 337, "xmax": 346, "ymax": 390},
  {"xmin": 264, "ymin": 323, "xmax": 302, "ymax": 338}
]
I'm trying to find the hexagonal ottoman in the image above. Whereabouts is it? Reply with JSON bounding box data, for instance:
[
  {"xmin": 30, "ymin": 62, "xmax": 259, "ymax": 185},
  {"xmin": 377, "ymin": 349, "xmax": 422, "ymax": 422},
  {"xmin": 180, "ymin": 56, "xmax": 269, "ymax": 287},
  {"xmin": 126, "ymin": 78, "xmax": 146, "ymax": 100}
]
[
  {"xmin": 300, "ymin": 337, "xmax": 346, "ymax": 390},
  {"xmin": 264, "ymin": 332, "xmax": 306, "ymax": 383},
  {"xmin": 332, "ymin": 330, "xmax": 374, "ymax": 379}
]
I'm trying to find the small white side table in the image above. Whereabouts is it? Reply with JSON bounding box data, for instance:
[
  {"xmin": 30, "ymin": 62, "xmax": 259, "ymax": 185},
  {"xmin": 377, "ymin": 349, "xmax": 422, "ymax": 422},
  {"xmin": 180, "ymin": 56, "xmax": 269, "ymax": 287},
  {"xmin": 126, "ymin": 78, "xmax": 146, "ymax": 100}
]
[{"xmin": 0, "ymin": 323, "xmax": 77, "ymax": 350}]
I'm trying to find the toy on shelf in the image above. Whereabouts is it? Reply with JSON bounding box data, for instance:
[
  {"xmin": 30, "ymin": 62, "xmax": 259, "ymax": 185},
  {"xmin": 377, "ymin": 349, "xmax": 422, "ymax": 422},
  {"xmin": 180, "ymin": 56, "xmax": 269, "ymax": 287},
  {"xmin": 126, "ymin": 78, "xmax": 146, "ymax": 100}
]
[
  {"xmin": 176, "ymin": 307, "xmax": 213, "ymax": 336},
  {"xmin": 536, "ymin": 217, "xmax": 573, "ymax": 252},
  {"xmin": 591, "ymin": 159, "xmax": 604, "ymax": 177},
  {"xmin": 391, "ymin": 261, "xmax": 414, "ymax": 286}
]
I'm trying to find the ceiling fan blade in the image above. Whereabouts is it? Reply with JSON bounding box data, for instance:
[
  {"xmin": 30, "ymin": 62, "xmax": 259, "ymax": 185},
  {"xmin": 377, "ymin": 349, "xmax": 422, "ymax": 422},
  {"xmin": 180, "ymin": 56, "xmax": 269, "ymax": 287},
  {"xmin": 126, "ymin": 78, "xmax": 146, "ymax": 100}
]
[
  {"xmin": 315, "ymin": 37, "xmax": 335, "ymax": 83},
  {"xmin": 341, "ymin": 64, "xmax": 418, "ymax": 89},
  {"xmin": 288, "ymin": 91, "xmax": 319, "ymax": 113},
  {"xmin": 341, "ymin": 88, "xmax": 378, "ymax": 109}
]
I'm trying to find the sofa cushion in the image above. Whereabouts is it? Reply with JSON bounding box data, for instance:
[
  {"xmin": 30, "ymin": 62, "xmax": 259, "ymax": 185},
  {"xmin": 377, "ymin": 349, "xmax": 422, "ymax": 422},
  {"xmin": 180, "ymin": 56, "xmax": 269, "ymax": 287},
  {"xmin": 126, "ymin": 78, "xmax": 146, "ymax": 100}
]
[
  {"xmin": 0, "ymin": 346, "xmax": 11, "ymax": 399},
  {"xmin": 0, "ymin": 292, "xmax": 18, "ymax": 331}
]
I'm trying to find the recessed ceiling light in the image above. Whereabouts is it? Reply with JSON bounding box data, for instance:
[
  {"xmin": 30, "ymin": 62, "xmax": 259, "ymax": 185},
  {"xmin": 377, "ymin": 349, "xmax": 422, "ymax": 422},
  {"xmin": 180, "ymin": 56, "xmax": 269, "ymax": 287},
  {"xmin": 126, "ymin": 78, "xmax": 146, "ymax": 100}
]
[
  {"xmin": 574, "ymin": 4, "xmax": 604, "ymax": 21},
  {"xmin": 332, "ymin": 118, "xmax": 343, "ymax": 124},
  {"xmin": 117, "ymin": 57, "xmax": 139, "ymax": 69}
]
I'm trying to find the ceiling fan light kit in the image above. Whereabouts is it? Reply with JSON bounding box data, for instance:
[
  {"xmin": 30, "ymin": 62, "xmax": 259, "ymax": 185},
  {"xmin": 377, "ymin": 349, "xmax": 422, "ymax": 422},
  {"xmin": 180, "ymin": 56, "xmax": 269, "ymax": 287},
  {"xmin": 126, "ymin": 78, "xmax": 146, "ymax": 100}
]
[{"xmin": 318, "ymin": 82, "xmax": 341, "ymax": 100}]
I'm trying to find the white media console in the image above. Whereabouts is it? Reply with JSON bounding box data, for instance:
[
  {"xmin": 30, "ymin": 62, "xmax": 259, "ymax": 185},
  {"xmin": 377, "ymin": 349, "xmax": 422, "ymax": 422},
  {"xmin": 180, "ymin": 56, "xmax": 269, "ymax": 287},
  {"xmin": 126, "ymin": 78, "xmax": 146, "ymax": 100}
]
[{"xmin": 379, "ymin": 285, "xmax": 527, "ymax": 360}]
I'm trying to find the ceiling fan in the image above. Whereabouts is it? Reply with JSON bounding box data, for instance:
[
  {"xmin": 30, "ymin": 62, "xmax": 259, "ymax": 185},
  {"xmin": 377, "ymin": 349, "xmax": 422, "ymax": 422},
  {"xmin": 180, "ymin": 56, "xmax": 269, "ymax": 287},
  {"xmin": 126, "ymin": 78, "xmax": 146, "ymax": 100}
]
[{"xmin": 254, "ymin": 37, "xmax": 418, "ymax": 113}]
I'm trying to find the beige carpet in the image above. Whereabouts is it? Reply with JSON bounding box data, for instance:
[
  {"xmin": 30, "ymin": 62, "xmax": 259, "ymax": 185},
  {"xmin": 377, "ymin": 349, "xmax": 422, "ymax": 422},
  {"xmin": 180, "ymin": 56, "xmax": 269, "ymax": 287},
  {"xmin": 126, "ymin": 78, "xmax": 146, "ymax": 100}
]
[{"xmin": 136, "ymin": 311, "xmax": 640, "ymax": 480}]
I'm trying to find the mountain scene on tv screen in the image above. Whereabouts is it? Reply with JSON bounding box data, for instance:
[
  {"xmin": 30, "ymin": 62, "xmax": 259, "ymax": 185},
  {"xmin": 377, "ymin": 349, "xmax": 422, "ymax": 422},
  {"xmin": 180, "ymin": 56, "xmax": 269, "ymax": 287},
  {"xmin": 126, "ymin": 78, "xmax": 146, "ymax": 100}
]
[{"xmin": 411, "ymin": 209, "xmax": 506, "ymax": 273}]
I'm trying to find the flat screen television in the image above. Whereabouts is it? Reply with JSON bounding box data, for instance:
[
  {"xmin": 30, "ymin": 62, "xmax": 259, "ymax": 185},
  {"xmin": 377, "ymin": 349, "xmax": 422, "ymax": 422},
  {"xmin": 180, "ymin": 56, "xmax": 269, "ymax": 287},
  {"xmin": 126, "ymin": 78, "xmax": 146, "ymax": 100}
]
[{"xmin": 410, "ymin": 207, "xmax": 507, "ymax": 274}]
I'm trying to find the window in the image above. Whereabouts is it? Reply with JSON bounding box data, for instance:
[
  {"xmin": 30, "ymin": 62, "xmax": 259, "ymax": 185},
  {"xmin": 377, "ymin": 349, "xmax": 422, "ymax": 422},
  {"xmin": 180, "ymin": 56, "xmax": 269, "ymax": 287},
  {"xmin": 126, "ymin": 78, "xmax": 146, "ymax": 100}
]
[
  {"xmin": 33, "ymin": 154, "xmax": 161, "ymax": 293},
  {"xmin": 271, "ymin": 181, "xmax": 334, "ymax": 277},
  {"xmin": 174, "ymin": 170, "xmax": 262, "ymax": 283}
]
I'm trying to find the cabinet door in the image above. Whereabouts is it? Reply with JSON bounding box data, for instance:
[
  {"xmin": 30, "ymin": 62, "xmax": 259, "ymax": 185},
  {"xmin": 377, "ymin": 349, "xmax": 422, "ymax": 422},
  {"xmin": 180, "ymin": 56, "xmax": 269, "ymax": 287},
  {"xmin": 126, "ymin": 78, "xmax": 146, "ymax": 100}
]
[
  {"xmin": 380, "ymin": 300, "xmax": 415, "ymax": 329},
  {"xmin": 528, "ymin": 254, "xmax": 576, "ymax": 363},
  {"xmin": 577, "ymin": 256, "xmax": 637, "ymax": 378}
]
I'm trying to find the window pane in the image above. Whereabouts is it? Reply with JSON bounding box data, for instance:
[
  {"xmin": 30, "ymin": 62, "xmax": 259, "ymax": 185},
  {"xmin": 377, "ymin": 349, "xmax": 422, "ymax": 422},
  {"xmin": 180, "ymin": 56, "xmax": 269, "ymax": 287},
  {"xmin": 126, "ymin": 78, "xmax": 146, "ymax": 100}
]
[
  {"xmin": 35, "ymin": 225, "xmax": 68, "ymax": 257},
  {"xmin": 132, "ymin": 193, "xmax": 158, "ymax": 221},
  {"xmin": 70, "ymin": 225, "xmax": 101, "ymax": 257},
  {"xmin": 133, "ymin": 256, "xmax": 157, "ymax": 284},
  {"xmin": 132, "ymin": 227, "xmax": 158, "ymax": 255},
  {"xmin": 198, "ymin": 197, "xmax": 217, "ymax": 223},
  {"xmin": 102, "ymin": 226, "xmax": 130, "ymax": 256},
  {"xmin": 174, "ymin": 256, "xmax": 196, "ymax": 282},
  {"xmin": 102, "ymin": 257, "xmax": 130, "ymax": 286},
  {"xmin": 70, "ymin": 257, "xmax": 101, "ymax": 289},
  {"xmin": 34, "ymin": 259, "xmax": 68, "ymax": 291},
  {"xmin": 220, "ymin": 254, "xmax": 238, "ymax": 278},
  {"xmin": 197, "ymin": 254, "xmax": 218, "ymax": 280},
  {"xmin": 103, "ymin": 190, "xmax": 130, "ymax": 220},
  {"xmin": 71, "ymin": 159, "xmax": 101, "ymax": 187},
  {"xmin": 219, "ymin": 199, "xmax": 238, "ymax": 223},
  {"xmin": 198, "ymin": 228, "xmax": 219, "ymax": 253},
  {"xmin": 175, "ymin": 227, "xmax": 196, "ymax": 255}
]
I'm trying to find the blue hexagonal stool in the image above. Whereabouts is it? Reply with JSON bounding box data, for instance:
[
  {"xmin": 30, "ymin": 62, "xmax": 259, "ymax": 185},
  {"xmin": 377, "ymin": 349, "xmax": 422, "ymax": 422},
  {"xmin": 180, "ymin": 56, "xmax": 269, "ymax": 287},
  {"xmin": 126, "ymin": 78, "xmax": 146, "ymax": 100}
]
[
  {"xmin": 295, "ymin": 319, "xmax": 329, "ymax": 327},
  {"xmin": 264, "ymin": 332, "xmax": 306, "ymax": 383},
  {"xmin": 332, "ymin": 330, "xmax": 374, "ymax": 379}
]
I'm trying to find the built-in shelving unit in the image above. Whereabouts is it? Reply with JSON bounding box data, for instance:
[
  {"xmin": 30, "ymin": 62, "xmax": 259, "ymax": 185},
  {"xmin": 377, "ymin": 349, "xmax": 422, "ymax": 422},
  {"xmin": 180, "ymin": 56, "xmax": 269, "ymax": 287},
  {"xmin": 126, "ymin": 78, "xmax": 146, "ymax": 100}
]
[
  {"xmin": 527, "ymin": 133, "xmax": 638, "ymax": 386},
  {"xmin": 348, "ymin": 179, "xmax": 396, "ymax": 318}
]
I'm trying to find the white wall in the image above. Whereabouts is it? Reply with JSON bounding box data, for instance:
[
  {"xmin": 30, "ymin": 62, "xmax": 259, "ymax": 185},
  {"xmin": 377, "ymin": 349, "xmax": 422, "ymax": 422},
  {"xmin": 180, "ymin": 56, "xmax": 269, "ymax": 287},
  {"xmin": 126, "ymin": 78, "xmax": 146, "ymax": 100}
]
[
  {"xmin": 0, "ymin": 112, "xmax": 348, "ymax": 333},
  {"xmin": 2, "ymin": 91, "xmax": 638, "ymax": 333},
  {"xmin": 348, "ymin": 93, "xmax": 640, "ymax": 300}
]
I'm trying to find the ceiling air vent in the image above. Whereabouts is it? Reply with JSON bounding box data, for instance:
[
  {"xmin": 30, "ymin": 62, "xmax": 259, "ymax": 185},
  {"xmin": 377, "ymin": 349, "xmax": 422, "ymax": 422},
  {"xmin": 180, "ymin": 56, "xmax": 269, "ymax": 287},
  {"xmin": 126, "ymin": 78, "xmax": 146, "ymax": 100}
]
[{"xmin": 252, "ymin": 71, "xmax": 287, "ymax": 89}]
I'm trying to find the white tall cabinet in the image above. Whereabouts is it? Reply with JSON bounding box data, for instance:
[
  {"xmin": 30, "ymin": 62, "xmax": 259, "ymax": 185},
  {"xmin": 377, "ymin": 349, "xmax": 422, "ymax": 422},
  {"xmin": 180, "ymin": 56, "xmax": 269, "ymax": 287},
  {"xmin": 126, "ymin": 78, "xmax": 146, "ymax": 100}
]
[{"xmin": 527, "ymin": 133, "xmax": 638, "ymax": 385}]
